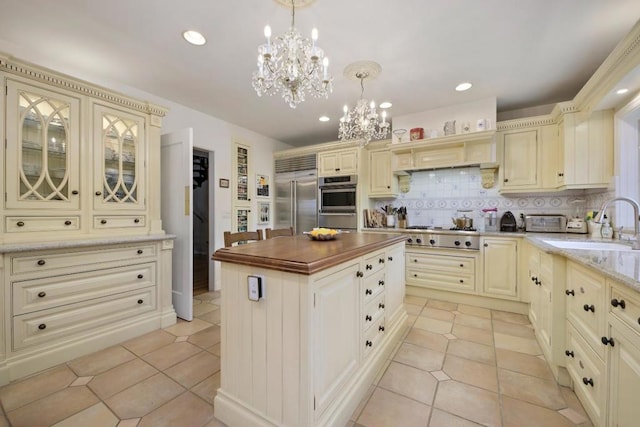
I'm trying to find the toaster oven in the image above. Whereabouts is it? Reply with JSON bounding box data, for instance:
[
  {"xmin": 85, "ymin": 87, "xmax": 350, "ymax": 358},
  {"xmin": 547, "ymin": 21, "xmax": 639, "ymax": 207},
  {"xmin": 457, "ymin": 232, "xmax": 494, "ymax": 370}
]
[{"xmin": 524, "ymin": 215, "xmax": 567, "ymax": 233}]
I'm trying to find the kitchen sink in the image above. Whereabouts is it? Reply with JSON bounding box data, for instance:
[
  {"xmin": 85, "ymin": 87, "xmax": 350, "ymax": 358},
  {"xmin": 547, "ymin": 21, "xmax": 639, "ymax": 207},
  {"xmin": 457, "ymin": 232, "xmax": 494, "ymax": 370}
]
[{"xmin": 541, "ymin": 239, "xmax": 635, "ymax": 251}]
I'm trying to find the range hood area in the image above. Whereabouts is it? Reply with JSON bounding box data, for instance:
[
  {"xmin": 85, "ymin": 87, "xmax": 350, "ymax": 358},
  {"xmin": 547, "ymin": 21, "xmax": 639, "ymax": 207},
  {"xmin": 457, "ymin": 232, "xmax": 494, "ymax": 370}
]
[{"xmin": 389, "ymin": 130, "xmax": 498, "ymax": 173}]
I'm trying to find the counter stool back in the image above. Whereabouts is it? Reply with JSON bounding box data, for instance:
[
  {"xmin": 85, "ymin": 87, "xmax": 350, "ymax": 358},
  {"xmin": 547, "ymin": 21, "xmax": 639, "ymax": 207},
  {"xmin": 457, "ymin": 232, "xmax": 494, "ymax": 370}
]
[
  {"xmin": 264, "ymin": 227, "xmax": 294, "ymax": 239},
  {"xmin": 224, "ymin": 230, "xmax": 263, "ymax": 247}
]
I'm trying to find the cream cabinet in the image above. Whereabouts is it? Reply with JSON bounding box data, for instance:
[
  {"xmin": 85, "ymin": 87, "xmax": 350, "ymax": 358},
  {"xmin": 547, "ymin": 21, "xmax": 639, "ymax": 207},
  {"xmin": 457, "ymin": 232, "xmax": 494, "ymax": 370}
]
[
  {"xmin": 0, "ymin": 238, "xmax": 175, "ymax": 383},
  {"xmin": 1, "ymin": 57, "xmax": 167, "ymax": 240},
  {"xmin": 498, "ymin": 124, "xmax": 557, "ymax": 192},
  {"xmin": 524, "ymin": 243, "xmax": 567, "ymax": 382},
  {"xmin": 368, "ymin": 149, "xmax": 397, "ymax": 198},
  {"xmin": 481, "ymin": 237, "xmax": 518, "ymax": 299},
  {"xmin": 318, "ymin": 148, "xmax": 358, "ymax": 177},
  {"xmin": 406, "ymin": 249, "xmax": 477, "ymax": 294},
  {"xmin": 556, "ymin": 109, "xmax": 613, "ymax": 189}
]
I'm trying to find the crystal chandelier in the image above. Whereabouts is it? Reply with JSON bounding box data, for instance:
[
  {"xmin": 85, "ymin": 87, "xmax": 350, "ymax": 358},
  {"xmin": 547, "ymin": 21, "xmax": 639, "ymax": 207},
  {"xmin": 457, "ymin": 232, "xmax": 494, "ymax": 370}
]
[
  {"xmin": 252, "ymin": 0, "xmax": 332, "ymax": 108},
  {"xmin": 339, "ymin": 61, "xmax": 390, "ymax": 146}
]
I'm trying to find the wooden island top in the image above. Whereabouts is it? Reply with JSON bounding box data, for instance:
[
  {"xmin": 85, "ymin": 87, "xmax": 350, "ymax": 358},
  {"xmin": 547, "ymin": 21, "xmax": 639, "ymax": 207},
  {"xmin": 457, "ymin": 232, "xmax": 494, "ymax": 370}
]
[{"xmin": 212, "ymin": 232, "xmax": 405, "ymax": 275}]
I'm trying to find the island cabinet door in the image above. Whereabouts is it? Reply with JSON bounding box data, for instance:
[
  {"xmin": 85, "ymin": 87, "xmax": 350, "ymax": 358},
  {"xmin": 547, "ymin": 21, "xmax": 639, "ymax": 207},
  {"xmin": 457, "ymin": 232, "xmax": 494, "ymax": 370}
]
[
  {"xmin": 312, "ymin": 261, "xmax": 360, "ymax": 419},
  {"xmin": 384, "ymin": 243, "xmax": 406, "ymax": 321}
]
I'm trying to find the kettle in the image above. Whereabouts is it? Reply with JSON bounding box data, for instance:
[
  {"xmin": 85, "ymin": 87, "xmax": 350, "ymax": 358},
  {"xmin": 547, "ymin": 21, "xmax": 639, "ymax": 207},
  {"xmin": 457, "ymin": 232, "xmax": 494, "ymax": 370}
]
[{"xmin": 500, "ymin": 211, "xmax": 517, "ymax": 232}]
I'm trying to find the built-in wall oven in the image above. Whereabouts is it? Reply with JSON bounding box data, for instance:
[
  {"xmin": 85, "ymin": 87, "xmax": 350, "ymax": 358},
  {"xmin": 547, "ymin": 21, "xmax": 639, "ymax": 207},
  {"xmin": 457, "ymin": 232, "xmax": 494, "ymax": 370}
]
[{"xmin": 318, "ymin": 175, "xmax": 357, "ymax": 230}]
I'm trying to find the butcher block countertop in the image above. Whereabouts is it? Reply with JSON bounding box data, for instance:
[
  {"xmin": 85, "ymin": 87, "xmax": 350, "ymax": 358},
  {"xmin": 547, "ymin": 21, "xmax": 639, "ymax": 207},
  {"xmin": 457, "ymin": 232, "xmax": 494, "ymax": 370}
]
[{"xmin": 212, "ymin": 232, "xmax": 405, "ymax": 275}]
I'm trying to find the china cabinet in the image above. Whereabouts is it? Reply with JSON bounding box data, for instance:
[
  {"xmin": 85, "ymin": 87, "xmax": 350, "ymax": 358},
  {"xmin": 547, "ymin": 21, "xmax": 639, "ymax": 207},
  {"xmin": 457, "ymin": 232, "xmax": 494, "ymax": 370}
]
[
  {"xmin": 318, "ymin": 147, "xmax": 358, "ymax": 177},
  {"xmin": 0, "ymin": 54, "xmax": 174, "ymax": 385},
  {"xmin": 232, "ymin": 142, "xmax": 251, "ymax": 206}
]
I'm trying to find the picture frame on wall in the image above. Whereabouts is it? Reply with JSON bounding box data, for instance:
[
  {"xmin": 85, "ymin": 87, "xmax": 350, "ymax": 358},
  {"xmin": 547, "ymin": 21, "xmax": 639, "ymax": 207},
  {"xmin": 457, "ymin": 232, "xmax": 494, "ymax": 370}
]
[
  {"xmin": 219, "ymin": 178, "xmax": 230, "ymax": 188},
  {"xmin": 257, "ymin": 202, "xmax": 270, "ymax": 225},
  {"xmin": 256, "ymin": 174, "xmax": 270, "ymax": 197}
]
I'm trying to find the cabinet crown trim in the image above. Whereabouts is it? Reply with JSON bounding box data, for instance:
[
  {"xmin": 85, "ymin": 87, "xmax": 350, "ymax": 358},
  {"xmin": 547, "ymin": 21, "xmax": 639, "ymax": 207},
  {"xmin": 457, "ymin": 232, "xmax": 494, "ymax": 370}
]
[{"xmin": 0, "ymin": 53, "xmax": 168, "ymax": 117}]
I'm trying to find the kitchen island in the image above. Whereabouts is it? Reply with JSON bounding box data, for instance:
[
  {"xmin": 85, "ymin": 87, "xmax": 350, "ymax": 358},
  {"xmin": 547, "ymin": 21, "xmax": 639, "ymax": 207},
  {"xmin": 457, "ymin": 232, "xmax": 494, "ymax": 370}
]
[{"xmin": 212, "ymin": 233, "xmax": 406, "ymax": 427}]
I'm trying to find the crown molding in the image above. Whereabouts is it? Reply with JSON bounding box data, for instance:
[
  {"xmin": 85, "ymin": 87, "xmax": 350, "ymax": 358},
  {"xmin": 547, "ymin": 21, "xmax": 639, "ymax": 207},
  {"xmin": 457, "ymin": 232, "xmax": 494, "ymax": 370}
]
[
  {"xmin": 496, "ymin": 115, "xmax": 555, "ymax": 130},
  {"xmin": 572, "ymin": 19, "xmax": 640, "ymax": 115},
  {"xmin": 0, "ymin": 53, "xmax": 168, "ymax": 117}
]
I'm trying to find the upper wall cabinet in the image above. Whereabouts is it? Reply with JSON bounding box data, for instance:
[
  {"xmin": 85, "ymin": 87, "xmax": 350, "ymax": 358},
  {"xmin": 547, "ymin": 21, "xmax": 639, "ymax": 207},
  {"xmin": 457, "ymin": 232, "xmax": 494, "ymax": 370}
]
[
  {"xmin": 318, "ymin": 147, "xmax": 358, "ymax": 177},
  {"xmin": 1, "ymin": 56, "xmax": 167, "ymax": 241},
  {"xmin": 556, "ymin": 108, "xmax": 613, "ymax": 189},
  {"xmin": 368, "ymin": 149, "xmax": 398, "ymax": 198}
]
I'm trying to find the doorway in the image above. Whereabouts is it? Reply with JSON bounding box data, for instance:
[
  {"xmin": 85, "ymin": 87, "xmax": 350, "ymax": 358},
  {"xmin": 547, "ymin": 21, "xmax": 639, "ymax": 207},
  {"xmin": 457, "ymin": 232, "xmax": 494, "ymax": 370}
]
[{"xmin": 193, "ymin": 149, "xmax": 212, "ymax": 295}]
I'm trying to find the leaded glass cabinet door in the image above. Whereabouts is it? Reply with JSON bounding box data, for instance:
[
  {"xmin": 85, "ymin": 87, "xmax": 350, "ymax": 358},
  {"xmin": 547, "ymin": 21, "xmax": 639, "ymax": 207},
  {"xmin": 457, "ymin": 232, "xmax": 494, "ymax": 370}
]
[
  {"xmin": 5, "ymin": 80, "xmax": 80, "ymax": 210},
  {"xmin": 93, "ymin": 104, "xmax": 146, "ymax": 211}
]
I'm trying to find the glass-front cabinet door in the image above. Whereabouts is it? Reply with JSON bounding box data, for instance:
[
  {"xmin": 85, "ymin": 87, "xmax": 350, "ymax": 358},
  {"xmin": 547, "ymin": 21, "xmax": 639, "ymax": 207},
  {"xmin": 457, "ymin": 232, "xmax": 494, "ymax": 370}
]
[
  {"xmin": 5, "ymin": 80, "xmax": 80, "ymax": 210},
  {"xmin": 233, "ymin": 142, "xmax": 251, "ymax": 205},
  {"xmin": 93, "ymin": 104, "xmax": 146, "ymax": 211}
]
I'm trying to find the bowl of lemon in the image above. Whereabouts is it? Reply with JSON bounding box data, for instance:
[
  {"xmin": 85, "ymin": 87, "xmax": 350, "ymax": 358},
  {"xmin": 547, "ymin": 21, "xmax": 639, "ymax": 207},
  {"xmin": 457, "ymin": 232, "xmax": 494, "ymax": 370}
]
[{"xmin": 304, "ymin": 228, "xmax": 341, "ymax": 241}]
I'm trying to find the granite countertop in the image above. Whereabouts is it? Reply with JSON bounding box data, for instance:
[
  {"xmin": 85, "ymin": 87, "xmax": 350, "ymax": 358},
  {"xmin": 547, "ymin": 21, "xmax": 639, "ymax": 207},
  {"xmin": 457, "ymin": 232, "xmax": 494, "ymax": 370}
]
[
  {"xmin": 524, "ymin": 234, "xmax": 640, "ymax": 293},
  {"xmin": 213, "ymin": 232, "xmax": 406, "ymax": 275}
]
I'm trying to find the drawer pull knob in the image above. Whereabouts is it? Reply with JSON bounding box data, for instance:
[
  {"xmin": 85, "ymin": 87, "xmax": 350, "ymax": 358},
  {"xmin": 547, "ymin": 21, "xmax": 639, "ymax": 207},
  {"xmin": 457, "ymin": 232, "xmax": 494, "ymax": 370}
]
[
  {"xmin": 137, "ymin": 299, "xmax": 144, "ymax": 304},
  {"xmin": 72, "ymin": 190, "xmax": 79, "ymax": 195},
  {"xmin": 459, "ymin": 279, "xmax": 464, "ymax": 283},
  {"xmin": 582, "ymin": 377, "xmax": 594, "ymax": 387},
  {"xmin": 459, "ymin": 263, "xmax": 464, "ymax": 267},
  {"xmin": 387, "ymin": 256, "xmax": 393, "ymax": 261},
  {"xmin": 530, "ymin": 276, "xmax": 536, "ymax": 282},
  {"xmin": 379, "ymin": 325, "xmax": 385, "ymax": 332},
  {"xmin": 17, "ymin": 221, "xmax": 25, "ymax": 227},
  {"xmin": 566, "ymin": 289, "xmax": 575, "ymax": 296},
  {"xmin": 37, "ymin": 259, "xmax": 46, "ymax": 266},
  {"xmin": 137, "ymin": 274, "xmax": 144, "ymax": 279},
  {"xmin": 583, "ymin": 304, "xmax": 595, "ymax": 313},
  {"xmin": 366, "ymin": 264, "xmax": 373, "ymax": 270},
  {"xmin": 611, "ymin": 298, "xmax": 626, "ymax": 309},
  {"xmin": 134, "ymin": 218, "xmax": 140, "ymax": 223},
  {"xmin": 413, "ymin": 274, "xmax": 418, "ymax": 278},
  {"xmin": 565, "ymin": 350, "xmax": 574, "ymax": 358},
  {"xmin": 378, "ymin": 280, "xmax": 385, "ymax": 286},
  {"xmin": 64, "ymin": 220, "xmax": 72, "ymax": 226},
  {"xmin": 38, "ymin": 324, "xmax": 46, "ymax": 330},
  {"xmin": 100, "ymin": 219, "xmax": 107, "ymax": 224},
  {"xmin": 536, "ymin": 279, "xmax": 541, "ymax": 286},
  {"xmin": 95, "ymin": 191, "xmax": 102, "ymax": 196},
  {"xmin": 379, "ymin": 258, "xmax": 385, "ymax": 264},
  {"xmin": 365, "ymin": 289, "xmax": 372, "ymax": 295},
  {"xmin": 356, "ymin": 271, "xmax": 364, "ymax": 278},
  {"xmin": 601, "ymin": 336, "xmax": 615, "ymax": 347},
  {"xmin": 38, "ymin": 291, "xmax": 46, "ymax": 298},
  {"xmin": 379, "ymin": 303, "xmax": 385, "ymax": 309},
  {"xmin": 366, "ymin": 315, "xmax": 372, "ymax": 322},
  {"xmin": 365, "ymin": 340, "xmax": 372, "ymax": 347},
  {"xmin": 137, "ymin": 249, "xmax": 144, "ymax": 255}
]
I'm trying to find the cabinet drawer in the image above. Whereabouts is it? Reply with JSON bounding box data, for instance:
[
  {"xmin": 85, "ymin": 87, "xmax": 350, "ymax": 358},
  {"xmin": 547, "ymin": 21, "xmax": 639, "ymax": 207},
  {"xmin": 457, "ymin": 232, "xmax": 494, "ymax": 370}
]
[
  {"xmin": 407, "ymin": 252, "xmax": 475, "ymax": 275},
  {"xmin": 362, "ymin": 271, "xmax": 385, "ymax": 305},
  {"xmin": 407, "ymin": 267, "xmax": 475, "ymax": 292},
  {"xmin": 6, "ymin": 216, "xmax": 80, "ymax": 233},
  {"xmin": 13, "ymin": 287, "xmax": 156, "ymax": 351},
  {"xmin": 565, "ymin": 324, "xmax": 606, "ymax": 426},
  {"xmin": 363, "ymin": 293, "xmax": 385, "ymax": 331},
  {"xmin": 363, "ymin": 250, "xmax": 386, "ymax": 276},
  {"xmin": 93, "ymin": 215, "xmax": 146, "ymax": 229},
  {"xmin": 10, "ymin": 244, "xmax": 157, "ymax": 277},
  {"xmin": 609, "ymin": 282, "xmax": 640, "ymax": 336},
  {"xmin": 363, "ymin": 317, "xmax": 385, "ymax": 360},
  {"xmin": 566, "ymin": 262, "xmax": 606, "ymax": 358},
  {"xmin": 414, "ymin": 147, "xmax": 464, "ymax": 168},
  {"xmin": 13, "ymin": 262, "xmax": 156, "ymax": 315}
]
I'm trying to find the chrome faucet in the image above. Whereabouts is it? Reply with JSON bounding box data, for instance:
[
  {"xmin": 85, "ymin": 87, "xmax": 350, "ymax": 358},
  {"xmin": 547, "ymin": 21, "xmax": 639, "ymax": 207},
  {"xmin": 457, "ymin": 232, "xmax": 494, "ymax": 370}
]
[{"xmin": 594, "ymin": 197, "xmax": 640, "ymax": 249}]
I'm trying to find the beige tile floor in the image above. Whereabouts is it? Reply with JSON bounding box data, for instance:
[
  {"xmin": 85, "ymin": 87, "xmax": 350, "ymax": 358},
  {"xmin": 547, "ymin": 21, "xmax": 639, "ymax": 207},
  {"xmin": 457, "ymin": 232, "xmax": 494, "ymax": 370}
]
[{"xmin": 0, "ymin": 292, "xmax": 592, "ymax": 427}]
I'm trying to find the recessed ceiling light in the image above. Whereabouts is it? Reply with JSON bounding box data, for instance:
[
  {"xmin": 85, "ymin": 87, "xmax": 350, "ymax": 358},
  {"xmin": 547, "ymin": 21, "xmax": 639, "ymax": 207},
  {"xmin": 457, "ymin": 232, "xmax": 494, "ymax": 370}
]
[
  {"xmin": 319, "ymin": 116, "xmax": 330, "ymax": 122},
  {"xmin": 455, "ymin": 82, "xmax": 472, "ymax": 92},
  {"xmin": 183, "ymin": 30, "xmax": 206, "ymax": 46},
  {"xmin": 379, "ymin": 101, "xmax": 392, "ymax": 109},
  {"xmin": 616, "ymin": 88, "xmax": 629, "ymax": 95}
]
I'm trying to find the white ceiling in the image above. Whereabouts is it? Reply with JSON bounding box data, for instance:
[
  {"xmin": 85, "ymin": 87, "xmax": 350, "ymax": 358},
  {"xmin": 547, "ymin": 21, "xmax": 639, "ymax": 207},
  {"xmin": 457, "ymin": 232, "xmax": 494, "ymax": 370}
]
[{"xmin": 1, "ymin": 0, "xmax": 639, "ymax": 146}]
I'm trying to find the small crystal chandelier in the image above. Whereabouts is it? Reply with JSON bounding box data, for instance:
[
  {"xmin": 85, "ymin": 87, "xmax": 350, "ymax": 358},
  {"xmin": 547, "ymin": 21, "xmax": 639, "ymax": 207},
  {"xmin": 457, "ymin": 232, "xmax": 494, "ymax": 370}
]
[
  {"xmin": 339, "ymin": 61, "xmax": 390, "ymax": 146},
  {"xmin": 252, "ymin": 0, "xmax": 332, "ymax": 108}
]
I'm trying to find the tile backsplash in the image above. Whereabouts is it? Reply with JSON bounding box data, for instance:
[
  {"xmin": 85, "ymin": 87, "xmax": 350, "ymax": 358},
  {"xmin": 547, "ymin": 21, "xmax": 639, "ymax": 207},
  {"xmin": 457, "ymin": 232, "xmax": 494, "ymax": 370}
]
[{"xmin": 374, "ymin": 166, "xmax": 610, "ymax": 229}]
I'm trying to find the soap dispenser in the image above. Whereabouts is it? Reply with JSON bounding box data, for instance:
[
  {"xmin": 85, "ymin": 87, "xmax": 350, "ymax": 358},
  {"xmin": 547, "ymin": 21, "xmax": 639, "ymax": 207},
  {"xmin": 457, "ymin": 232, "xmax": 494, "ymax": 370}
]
[{"xmin": 600, "ymin": 215, "xmax": 613, "ymax": 239}]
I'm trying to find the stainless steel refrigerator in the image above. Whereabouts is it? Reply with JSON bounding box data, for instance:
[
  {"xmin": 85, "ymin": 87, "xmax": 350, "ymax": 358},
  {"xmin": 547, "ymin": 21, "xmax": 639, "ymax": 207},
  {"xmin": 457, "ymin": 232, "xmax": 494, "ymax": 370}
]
[{"xmin": 274, "ymin": 170, "xmax": 318, "ymax": 234}]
